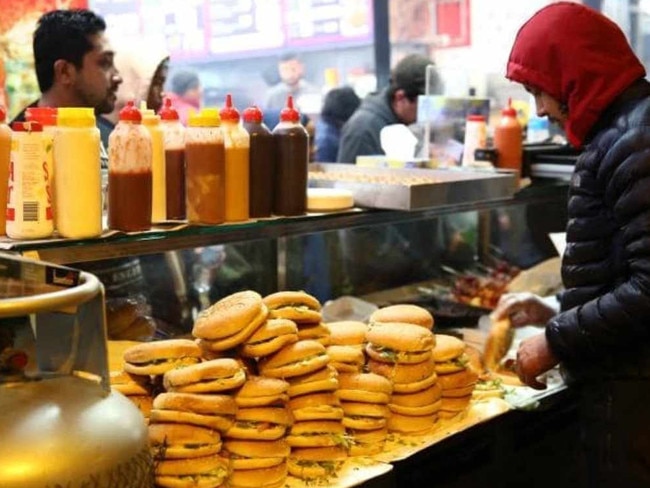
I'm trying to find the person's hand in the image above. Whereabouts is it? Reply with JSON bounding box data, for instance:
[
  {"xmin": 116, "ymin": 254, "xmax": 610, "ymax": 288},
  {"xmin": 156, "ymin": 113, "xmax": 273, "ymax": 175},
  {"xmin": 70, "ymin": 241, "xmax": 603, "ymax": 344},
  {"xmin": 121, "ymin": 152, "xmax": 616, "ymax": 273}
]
[
  {"xmin": 490, "ymin": 292, "xmax": 556, "ymax": 328},
  {"xmin": 515, "ymin": 333, "xmax": 559, "ymax": 389}
]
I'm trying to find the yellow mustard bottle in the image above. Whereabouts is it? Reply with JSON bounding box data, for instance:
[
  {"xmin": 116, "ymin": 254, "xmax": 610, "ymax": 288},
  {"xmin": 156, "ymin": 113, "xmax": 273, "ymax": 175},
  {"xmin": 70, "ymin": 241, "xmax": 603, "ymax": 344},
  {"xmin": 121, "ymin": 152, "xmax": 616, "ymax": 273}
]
[
  {"xmin": 140, "ymin": 102, "xmax": 166, "ymax": 223},
  {"xmin": 54, "ymin": 108, "xmax": 102, "ymax": 238},
  {"xmin": 0, "ymin": 106, "xmax": 11, "ymax": 235},
  {"xmin": 220, "ymin": 94, "xmax": 249, "ymax": 222}
]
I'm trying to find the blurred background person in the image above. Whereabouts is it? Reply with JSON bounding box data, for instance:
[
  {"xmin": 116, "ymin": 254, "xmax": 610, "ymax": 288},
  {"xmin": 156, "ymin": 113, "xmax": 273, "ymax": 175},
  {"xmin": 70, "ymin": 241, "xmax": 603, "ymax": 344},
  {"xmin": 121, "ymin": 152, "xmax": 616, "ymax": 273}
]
[
  {"xmin": 167, "ymin": 69, "xmax": 201, "ymax": 125},
  {"xmin": 99, "ymin": 38, "xmax": 169, "ymax": 137},
  {"xmin": 314, "ymin": 86, "xmax": 361, "ymax": 162},
  {"xmin": 336, "ymin": 53, "xmax": 440, "ymax": 163},
  {"xmin": 11, "ymin": 9, "xmax": 121, "ymax": 150},
  {"xmin": 265, "ymin": 51, "xmax": 320, "ymax": 112}
]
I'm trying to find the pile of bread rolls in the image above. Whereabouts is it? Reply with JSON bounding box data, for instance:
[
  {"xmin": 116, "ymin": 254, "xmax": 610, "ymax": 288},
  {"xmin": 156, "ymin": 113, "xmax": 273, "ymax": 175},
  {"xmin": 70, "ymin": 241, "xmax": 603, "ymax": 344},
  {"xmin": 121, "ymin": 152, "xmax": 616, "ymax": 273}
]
[{"xmin": 110, "ymin": 290, "xmax": 481, "ymax": 487}]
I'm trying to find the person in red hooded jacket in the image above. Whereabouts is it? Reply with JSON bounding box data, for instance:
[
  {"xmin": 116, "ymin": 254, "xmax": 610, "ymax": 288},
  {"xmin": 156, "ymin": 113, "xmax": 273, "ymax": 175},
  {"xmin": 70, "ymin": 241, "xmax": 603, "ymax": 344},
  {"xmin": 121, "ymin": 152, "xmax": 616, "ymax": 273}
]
[{"xmin": 490, "ymin": 3, "xmax": 650, "ymax": 486}]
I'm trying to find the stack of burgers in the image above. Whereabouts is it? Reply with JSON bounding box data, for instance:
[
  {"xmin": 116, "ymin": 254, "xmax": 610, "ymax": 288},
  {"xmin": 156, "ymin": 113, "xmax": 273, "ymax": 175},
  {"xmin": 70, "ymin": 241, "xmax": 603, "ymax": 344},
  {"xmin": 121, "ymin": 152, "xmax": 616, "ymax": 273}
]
[
  {"xmin": 223, "ymin": 376, "xmax": 293, "ymax": 488},
  {"xmin": 259, "ymin": 338, "xmax": 348, "ymax": 480},
  {"xmin": 119, "ymin": 340, "xmax": 232, "ymax": 488},
  {"xmin": 366, "ymin": 305, "xmax": 440, "ymax": 435},
  {"xmin": 337, "ymin": 372, "xmax": 393, "ymax": 455},
  {"xmin": 324, "ymin": 320, "xmax": 368, "ymax": 374},
  {"xmin": 432, "ymin": 334, "xmax": 478, "ymax": 419}
]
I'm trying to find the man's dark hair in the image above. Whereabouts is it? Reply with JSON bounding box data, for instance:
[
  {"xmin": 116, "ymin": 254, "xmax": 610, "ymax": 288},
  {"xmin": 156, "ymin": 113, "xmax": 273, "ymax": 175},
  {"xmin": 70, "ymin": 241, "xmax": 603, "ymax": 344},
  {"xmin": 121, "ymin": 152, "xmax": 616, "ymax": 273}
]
[
  {"xmin": 321, "ymin": 86, "xmax": 361, "ymax": 128},
  {"xmin": 387, "ymin": 53, "xmax": 441, "ymax": 103},
  {"xmin": 33, "ymin": 9, "xmax": 106, "ymax": 93},
  {"xmin": 279, "ymin": 51, "xmax": 300, "ymax": 63}
]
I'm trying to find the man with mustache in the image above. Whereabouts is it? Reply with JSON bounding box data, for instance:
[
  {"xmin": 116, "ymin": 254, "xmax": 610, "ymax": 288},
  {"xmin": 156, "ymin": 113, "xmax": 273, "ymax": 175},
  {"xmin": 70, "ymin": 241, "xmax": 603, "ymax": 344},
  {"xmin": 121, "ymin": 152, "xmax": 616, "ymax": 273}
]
[
  {"xmin": 491, "ymin": 2, "xmax": 650, "ymax": 486},
  {"xmin": 12, "ymin": 9, "xmax": 122, "ymax": 153}
]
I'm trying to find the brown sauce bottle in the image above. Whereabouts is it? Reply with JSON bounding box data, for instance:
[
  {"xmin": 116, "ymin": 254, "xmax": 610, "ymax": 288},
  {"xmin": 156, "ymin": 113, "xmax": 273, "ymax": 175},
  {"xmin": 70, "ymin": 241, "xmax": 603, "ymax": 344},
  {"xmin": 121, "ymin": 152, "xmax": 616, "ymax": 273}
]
[
  {"xmin": 242, "ymin": 105, "xmax": 275, "ymax": 218},
  {"xmin": 271, "ymin": 96, "xmax": 308, "ymax": 216}
]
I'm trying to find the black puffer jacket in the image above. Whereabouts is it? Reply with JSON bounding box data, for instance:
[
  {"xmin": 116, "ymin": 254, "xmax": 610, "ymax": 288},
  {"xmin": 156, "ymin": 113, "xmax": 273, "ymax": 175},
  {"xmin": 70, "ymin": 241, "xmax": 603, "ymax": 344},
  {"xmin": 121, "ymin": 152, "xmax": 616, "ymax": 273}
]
[{"xmin": 548, "ymin": 80, "xmax": 650, "ymax": 382}]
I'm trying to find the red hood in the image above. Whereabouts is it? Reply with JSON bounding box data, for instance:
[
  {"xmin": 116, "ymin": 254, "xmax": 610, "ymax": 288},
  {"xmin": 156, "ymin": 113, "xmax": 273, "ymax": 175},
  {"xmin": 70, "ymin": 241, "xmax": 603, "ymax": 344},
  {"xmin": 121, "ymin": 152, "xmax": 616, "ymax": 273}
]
[{"xmin": 506, "ymin": 2, "xmax": 645, "ymax": 147}]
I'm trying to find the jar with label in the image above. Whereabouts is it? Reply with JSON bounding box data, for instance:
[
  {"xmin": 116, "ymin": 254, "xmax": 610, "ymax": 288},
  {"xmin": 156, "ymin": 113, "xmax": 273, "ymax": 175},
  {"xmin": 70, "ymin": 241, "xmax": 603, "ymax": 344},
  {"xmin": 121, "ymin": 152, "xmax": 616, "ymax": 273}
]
[
  {"xmin": 185, "ymin": 108, "xmax": 225, "ymax": 225},
  {"xmin": 242, "ymin": 105, "xmax": 275, "ymax": 218},
  {"xmin": 26, "ymin": 107, "xmax": 57, "ymax": 224},
  {"xmin": 54, "ymin": 108, "xmax": 102, "ymax": 238},
  {"xmin": 272, "ymin": 96, "xmax": 309, "ymax": 216},
  {"xmin": 6, "ymin": 121, "xmax": 53, "ymax": 239},
  {"xmin": 108, "ymin": 101, "xmax": 153, "ymax": 232},
  {"xmin": 158, "ymin": 97, "xmax": 186, "ymax": 220},
  {"xmin": 140, "ymin": 102, "xmax": 166, "ymax": 223},
  {"xmin": 220, "ymin": 94, "xmax": 249, "ymax": 222},
  {"xmin": 462, "ymin": 114, "xmax": 487, "ymax": 167},
  {"xmin": 0, "ymin": 106, "xmax": 11, "ymax": 235}
]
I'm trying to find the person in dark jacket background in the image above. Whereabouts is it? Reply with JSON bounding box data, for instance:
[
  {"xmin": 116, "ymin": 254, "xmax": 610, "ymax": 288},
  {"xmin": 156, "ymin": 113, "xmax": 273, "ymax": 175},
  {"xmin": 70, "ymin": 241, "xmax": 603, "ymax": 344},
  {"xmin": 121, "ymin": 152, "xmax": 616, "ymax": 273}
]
[
  {"xmin": 315, "ymin": 86, "xmax": 360, "ymax": 162},
  {"xmin": 336, "ymin": 53, "xmax": 441, "ymax": 163},
  {"xmin": 491, "ymin": 3, "xmax": 650, "ymax": 486}
]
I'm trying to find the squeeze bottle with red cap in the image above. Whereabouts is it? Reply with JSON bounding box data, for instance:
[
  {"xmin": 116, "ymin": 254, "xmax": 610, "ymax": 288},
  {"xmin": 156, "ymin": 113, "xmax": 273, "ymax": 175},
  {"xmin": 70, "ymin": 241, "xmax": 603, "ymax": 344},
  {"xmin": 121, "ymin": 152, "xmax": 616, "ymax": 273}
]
[
  {"xmin": 242, "ymin": 105, "xmax": 275, "ymax": 218},
  {"xmin": 25, "ymin": 107, "xmax": 56, "ymax": 225},
  {"xmin": 494, "ymin": 98, "xmax": 523, "ymax": 179},
  {"xmin": 140, "ymin": 102, "xmax": 166, "ymax": 223},
  {"xmin": 0, "ymin": 106, "xmax": 11, "ymax": 235},
  {"xmin": 220, "ymin": 94, "xmax": 249, "ymax": 222},
  {"xmin": 272, "ymin": 95, "xmax": 309, "ymax": 216},
  {"xmin": 159, "ymin": 97, "xmax": 186, "ymax": 220},
  {"xmin": 6, "ymin": 121, "xmax": 53, "ymax": 239},
  {"xmin": 108, "ymin": 101, "xmax": 153, "ymax": 232}
]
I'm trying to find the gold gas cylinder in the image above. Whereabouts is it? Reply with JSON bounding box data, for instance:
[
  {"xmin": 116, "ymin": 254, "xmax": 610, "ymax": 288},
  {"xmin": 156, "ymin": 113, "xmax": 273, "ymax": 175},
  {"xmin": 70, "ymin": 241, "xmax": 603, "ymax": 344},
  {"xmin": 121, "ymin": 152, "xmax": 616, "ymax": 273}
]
[{"xmin": 0, "ymin": 254, "xmax": 152, "ymax": 487}]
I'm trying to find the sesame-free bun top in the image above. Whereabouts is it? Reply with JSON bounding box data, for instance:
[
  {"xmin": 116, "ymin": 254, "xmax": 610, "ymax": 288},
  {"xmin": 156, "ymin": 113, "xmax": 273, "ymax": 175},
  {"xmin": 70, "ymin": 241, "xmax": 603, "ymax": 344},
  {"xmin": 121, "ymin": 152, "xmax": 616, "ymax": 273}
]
[
  {"xmin": 234, "ymin": 376, "xmax": 289, "ymax": 407},
  {"xmin": 240, "ymin": 318, "xmax": 299, "ymax": 358},
  {"xmin": 286, "ymin": 364, "xmax": 339, "ymax": 397},
  {"xmin": 259, "ymin": 340, "xmax": 329, "ymax": 379},
  {"xmin": 366, "ymin": 322, "xmax": 435, "ymax": 352},
  {"xmin": 432, "ymin": 334, "xmax": 466, "ymax": 362},
  {"xmin": 337, "ymin": 372, "xmax": 393, "ymax": 396},
  {"xmin": 122, "ymin": 339, "xmax": 202, "ymax": 376},
  {"xmin": 148, "ymin": 423, "xmax": 222, "ymax": 459},
  {"xmin": 367, "ymin": 358, "xmax": 435, "ymax": 385},
  {"xmin": 263, "ymin": 291, "xmax": 322, "ymax": 323},
  {"xmin": 193, "ymin": 290, "xmax": 267, "ymax": 340},
  {"xmin": 324, "ymin": 321, "xmax": 368, "ymax": 346},
  {"xmin": 163, "ymin": 358, "xmax": 246, "ymax": 393},
  {"xmin": 369, "ymin": 304, "xmax": 434, "ymax": 330}
]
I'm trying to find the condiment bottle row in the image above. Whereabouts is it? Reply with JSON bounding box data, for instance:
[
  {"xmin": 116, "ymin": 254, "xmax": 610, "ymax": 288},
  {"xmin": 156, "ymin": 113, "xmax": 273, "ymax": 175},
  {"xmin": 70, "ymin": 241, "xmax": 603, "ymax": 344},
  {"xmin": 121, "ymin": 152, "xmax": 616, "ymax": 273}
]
[{"xmin": 0, "ymin": 94, "xmax": 310, "ymax": 241}]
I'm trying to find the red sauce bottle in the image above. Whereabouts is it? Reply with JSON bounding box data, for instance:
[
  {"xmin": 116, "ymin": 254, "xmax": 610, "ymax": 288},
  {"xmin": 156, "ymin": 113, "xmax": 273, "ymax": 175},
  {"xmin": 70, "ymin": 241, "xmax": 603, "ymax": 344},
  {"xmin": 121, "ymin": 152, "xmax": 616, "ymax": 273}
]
[
  {"xmin": 108, "ymin": 101, "xmax": 153, "ymax": 232},
  {"xmin": 242, "ymin": 105, "xmax": 275, "ymax": 218},
  {"xmin": 159, "ymin": 98, "xmax": 186, "ymax": 220},
  {"xmin": 272, "ymin": 96, "xmax": 309, "ymax": 216}
]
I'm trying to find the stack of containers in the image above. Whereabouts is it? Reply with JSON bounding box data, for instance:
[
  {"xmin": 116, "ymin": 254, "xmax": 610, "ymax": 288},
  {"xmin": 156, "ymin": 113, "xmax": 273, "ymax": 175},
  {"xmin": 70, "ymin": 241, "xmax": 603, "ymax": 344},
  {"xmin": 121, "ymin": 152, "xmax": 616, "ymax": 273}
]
[
  {"xmin": 220, "ymin": 94, "xmax": 250, "ymax": 223},
  {"xmin": 185, "ymin": 108, "xmax": 225, "ymax": 225},
  {"xmin": 108, "ymin": 101, "xmax": 153, "ymax": 232},
  {"xmin": 433, "ymin": 334, "xmax": 478, "ymax": 419},
  {"xmin": 54, "ymin": 108, "xmax": 102, "ymax": 238},
  {"xmin": 140, "ymin": 102, "xmax": 166, "ymax": 223},
  {"xmin": 159, "ymin": 97, "xmax": 186, "ymax": 220}
]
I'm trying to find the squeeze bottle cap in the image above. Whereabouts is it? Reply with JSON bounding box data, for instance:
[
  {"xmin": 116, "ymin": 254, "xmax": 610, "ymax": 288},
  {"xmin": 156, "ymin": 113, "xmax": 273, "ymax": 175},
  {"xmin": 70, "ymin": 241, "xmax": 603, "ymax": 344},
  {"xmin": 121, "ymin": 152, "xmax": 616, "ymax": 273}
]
[
  {"xmin": 501, "ymin": 98, "xmax": 517, "ymax": 118},
  {"xmin": 242, "ymin": 105, "xmax": 264, "ymax": 124},
  {"xmin": 139, "ymin": 101, "xmax": 160, "ymax": 125},
  {"xmin": 12, "ymin": 121, "xmax": 43, "ymax": 132},
  {"xmin": 188, "ymin": 108, "xmax": 220, "ymax": 127},
  {"xmin": 0, "ymin": 105, "xmax": 5, "ymax": 123},
  {"xmin": 26, "ymin": 106, "xmax": 57, "ymax": 126},
  {"xmin": 57, "ymin": 107, "xmax": 95, "ymax": 128},
  {"xmin": 219, "ymin": 94, "xmax": 240, "ymax": 123},
  {"xmin": 467, "ymin": 114, "xmax": 486, "ymax": 122},
  {"xmin": 119, "ymin": 100, "xmax": 142, "ymax": 123},
  {"xmin": 159, "ymin": 97, "xmax": 180, "ymax": 121},
  {"xmin": 279, "ymin": 95, "xmax": 301, "ymax": 123}
]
